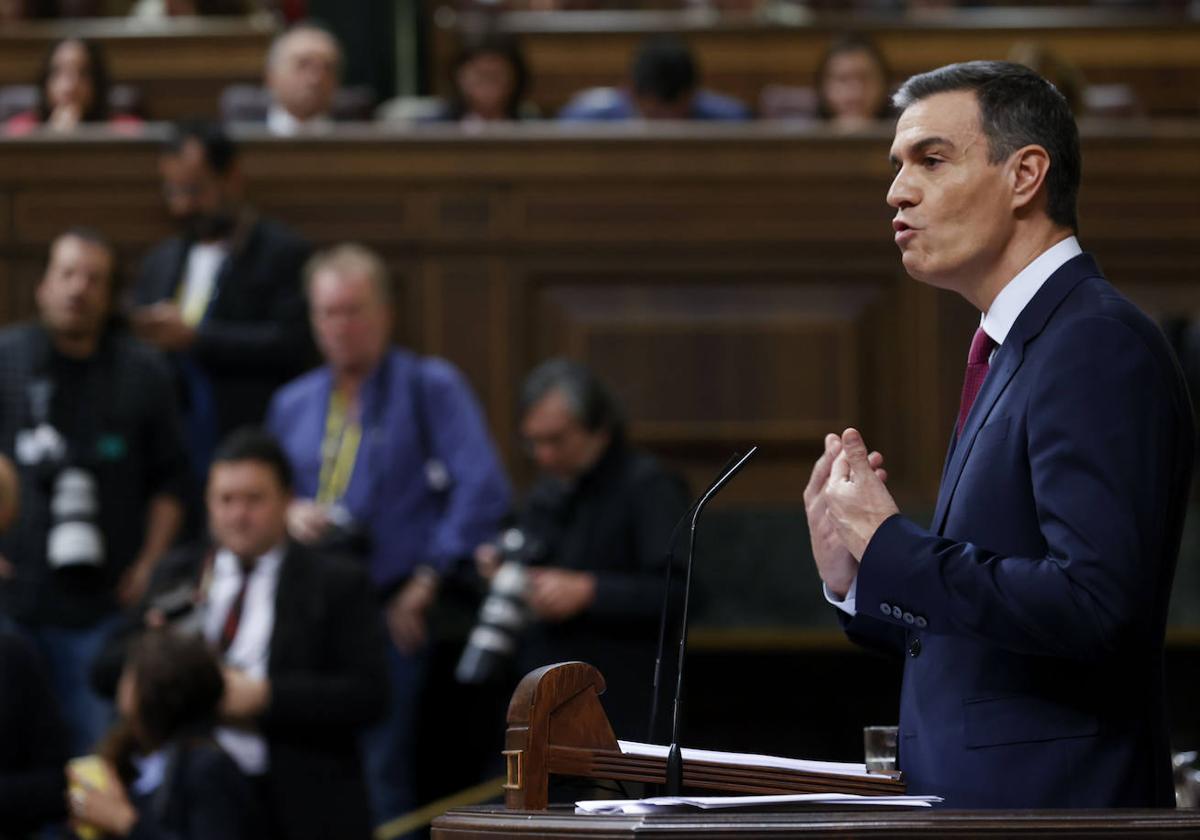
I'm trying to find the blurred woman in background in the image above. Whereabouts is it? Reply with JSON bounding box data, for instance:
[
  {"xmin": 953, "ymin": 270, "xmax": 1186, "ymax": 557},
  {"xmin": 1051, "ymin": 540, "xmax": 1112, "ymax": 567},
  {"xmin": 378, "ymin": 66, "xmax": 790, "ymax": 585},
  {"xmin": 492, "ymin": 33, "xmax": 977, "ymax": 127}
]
[
  {"xmin": 443, "ymin": 31, "xmax": 533, "ymax": 123},
  {"xmin": 5, "ymin": 38, "xmax": 142, "ymax": 135},
  {"xmin": 65, "ymin": 632, "xmax": 261, "ymax": 839},
  {"xmin": 815, "ymin": 33, "xmax": 893, "ymax": 130}
]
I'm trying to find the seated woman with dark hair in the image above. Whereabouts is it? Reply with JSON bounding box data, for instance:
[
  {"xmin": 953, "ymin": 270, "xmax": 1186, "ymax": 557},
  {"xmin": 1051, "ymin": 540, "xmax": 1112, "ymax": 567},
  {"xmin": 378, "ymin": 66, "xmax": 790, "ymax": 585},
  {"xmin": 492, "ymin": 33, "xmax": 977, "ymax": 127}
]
[
  {"xmin": 443, "ymin": 31, "xmax": 534, "ymax": 123},
  {"xmin": 66, "ymin": 632, "xmax": 262, "ymax": 839},
  {"xmin": 815, "ymin": 33, "xmax": 893, "ymax": 130},
  {"xmin": 5, "ymin": 37, "xmax": 142, "ymax": 135}
]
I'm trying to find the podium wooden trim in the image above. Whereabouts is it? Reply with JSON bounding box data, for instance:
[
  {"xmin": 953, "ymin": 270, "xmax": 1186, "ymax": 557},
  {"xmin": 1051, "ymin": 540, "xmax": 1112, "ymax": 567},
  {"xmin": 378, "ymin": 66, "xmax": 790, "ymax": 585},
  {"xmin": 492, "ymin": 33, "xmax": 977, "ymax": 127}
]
[
  {"xmin": 434, "ymin": 806, "xmax": 1200, "ymax": 838},
  {"xmin": 503, "ymin": 661, "xmax": 904, "ymax": 810}
]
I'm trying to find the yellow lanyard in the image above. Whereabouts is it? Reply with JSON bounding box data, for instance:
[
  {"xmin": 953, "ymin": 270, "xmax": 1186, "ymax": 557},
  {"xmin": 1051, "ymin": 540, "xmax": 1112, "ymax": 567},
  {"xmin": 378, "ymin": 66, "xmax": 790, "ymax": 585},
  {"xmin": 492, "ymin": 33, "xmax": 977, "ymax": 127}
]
[{"xmin": 316, "ymin": 390, "xmax": 362, "ymax": 505}]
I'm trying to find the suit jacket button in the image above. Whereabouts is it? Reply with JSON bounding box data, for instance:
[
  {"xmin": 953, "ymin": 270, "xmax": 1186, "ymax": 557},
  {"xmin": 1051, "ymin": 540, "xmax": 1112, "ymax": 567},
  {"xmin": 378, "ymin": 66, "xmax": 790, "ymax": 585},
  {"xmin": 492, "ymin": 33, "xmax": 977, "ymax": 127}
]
[
  {"xmin": 903, "ymin": 612, "xmax": 915, "ymax": 624},
  {"xmin": 880, "ymin": 603, "xmax": 892, "ymax": 617},
  {"xmin": 892, "ymin": 604, "xmax": 904, "ymax": 618},
  {"xmin": 915, "ymin": 616, "xmax": 928, "ymax": 629},
  {"xmin": 908, "ymin": 637, "xmax": 922, "ymax": 657}
]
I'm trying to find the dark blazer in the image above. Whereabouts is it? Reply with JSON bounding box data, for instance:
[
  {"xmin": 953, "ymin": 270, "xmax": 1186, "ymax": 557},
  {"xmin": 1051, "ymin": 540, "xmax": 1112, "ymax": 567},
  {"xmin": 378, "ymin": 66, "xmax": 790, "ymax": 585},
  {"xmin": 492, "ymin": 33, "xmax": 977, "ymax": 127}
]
[
  {"xmin": 844, "ymin": 253, "xmax": 1194, "ymax": 807},
  {"xmin": 98, "ymin": 542, "xmax": 388, "ymax": 840},
  {"xmin": 126, "ymin": 738, "xmax": 262, "ymax": 840},
  {"xmin": 133, "ymin": 215, "xmax": 315, "ymax": 439}
]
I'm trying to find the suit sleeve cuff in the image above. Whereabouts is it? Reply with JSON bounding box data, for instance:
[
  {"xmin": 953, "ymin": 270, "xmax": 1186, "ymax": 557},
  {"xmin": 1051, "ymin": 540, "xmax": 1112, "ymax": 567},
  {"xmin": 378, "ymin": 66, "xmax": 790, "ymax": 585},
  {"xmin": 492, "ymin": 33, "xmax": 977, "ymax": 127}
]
[{"xmin": 823, "ymin": 576, "xmax": 858, "ymax": 616}]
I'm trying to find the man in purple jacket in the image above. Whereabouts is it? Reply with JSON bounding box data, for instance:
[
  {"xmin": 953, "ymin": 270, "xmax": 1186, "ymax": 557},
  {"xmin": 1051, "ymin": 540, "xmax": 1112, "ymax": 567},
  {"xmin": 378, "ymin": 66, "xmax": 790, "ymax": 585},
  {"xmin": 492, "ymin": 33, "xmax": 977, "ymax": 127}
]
[{"xmin": 266, "ymin": 243, "xmax": 511, "ymax": 829}]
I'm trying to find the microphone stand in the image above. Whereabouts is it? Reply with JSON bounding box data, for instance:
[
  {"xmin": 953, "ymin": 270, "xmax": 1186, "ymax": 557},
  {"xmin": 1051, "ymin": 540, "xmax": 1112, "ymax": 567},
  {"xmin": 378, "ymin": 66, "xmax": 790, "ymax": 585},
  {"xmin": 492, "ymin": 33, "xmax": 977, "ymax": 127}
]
[
  {"xmin": 647, "ymin": 452, "xmax": 742, "ymax": 744},
  {"xmin": 665, "ymin": 446, "xmax": 758, "ymax": 796}
]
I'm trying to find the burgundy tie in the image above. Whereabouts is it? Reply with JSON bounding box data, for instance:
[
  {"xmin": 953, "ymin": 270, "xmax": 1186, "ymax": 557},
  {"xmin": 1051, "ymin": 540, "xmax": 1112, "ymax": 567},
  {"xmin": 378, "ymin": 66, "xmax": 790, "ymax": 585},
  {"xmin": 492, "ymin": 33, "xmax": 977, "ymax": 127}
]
[
  {"xmin": 219, "ymin": 557, "xmax": 255, "ymax": 653},
  {"xmin": 957, "ymin": 327, "xmax": 997, "ymax": 436}
]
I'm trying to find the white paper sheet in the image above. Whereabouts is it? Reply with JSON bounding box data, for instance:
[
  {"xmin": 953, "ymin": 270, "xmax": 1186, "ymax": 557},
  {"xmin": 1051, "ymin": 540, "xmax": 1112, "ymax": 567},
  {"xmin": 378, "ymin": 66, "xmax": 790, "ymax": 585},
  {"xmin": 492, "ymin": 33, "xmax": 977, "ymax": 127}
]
[
  {"xmin": 617, "ymin": 740, "xmax": 877, "ymax": 780},
  {"xmin": 576, "ymin": 793, "xmax": 942, "ymax": 815}
]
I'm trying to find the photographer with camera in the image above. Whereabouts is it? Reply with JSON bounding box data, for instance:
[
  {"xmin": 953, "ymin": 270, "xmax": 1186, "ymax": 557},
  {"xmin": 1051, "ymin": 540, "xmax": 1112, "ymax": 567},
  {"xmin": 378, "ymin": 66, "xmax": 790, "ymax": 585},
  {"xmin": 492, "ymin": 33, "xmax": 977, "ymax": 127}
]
[
  {"xmin": 265, "ymin": 243, "xmax": 510, "ymax": 831},
  {"xmin": 0, "ymin": 229, "xmax": 189, "ymax": 757},
  {"xmin": 471, "ymin": 359, "xmax": 688, "ymax": 741}
]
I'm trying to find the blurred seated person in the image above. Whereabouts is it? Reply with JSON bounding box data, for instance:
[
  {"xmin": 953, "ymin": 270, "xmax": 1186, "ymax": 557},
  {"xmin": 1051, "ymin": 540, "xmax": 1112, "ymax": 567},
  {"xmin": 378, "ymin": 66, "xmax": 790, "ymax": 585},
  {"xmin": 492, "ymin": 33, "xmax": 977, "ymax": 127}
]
[
  {"xmin": 66, "ymin": 632, "xmax": 262, "ymax": 840},
  {"xmin": 438, "ymin": 32, "xmax": 534, "ymax": 124},
  {"xmin": 0, "ymin": 628, "xmax": 69, "ymax": 837},
  {"xmin": 4, "ymin": 38, "xmax": 142, "ymax": 136},
  {"xmin": 815, "ymin": 33, "xmax": 893, "ymax": 130},
  {"xmin": 559, "ymin": 35, "xmax": 749, "ymax": 121},
  {"xmin": 220, "ymin": 22, "xmax": 374, "ymax": 130}
]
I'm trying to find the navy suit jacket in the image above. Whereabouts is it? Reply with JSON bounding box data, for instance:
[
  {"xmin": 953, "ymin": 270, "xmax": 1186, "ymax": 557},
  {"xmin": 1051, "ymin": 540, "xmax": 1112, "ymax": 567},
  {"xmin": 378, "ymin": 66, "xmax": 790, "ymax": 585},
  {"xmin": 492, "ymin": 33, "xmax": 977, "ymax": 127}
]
[{"xmin": 844, "ymin": 253, "xmax": 1194, "ymax": 808}]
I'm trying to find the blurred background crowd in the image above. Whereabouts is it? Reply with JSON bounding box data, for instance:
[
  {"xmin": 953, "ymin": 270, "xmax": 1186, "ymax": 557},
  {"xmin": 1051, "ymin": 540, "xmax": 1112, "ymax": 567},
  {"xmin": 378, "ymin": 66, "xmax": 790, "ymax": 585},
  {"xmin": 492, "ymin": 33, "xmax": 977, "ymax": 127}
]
[{"xmin": 0, "ymin": 1, "xmax": 1199, "ymax": 839}]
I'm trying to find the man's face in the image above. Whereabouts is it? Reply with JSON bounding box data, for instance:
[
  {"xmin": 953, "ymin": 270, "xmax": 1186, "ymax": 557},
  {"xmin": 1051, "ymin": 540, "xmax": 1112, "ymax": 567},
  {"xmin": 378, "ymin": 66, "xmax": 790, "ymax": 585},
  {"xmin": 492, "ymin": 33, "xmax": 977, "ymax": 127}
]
[
  {"xmin": 206, "ymin": 460, "xmax": 290, "ymax": 560},
  {"xmin": 309, "ymin": 267, "xmax": 391, "ymax": 376},
  {"xmin": 159, "ymin": 138, "xmax": 237, "ymax": 240},
  {"xmin": 887, "ymin": 90, "xmax": 1015, "ymax": 294},
  {"xmin": 521, "ymin": 389, "xmax": 609, "ymax": 483},
  {"xmin": 36, "ymin": 234, "xmax": 112, "ymax": 342},
  {"xmin": 267, "ymin": 29, "xmax": 339, "ymax": 121}
]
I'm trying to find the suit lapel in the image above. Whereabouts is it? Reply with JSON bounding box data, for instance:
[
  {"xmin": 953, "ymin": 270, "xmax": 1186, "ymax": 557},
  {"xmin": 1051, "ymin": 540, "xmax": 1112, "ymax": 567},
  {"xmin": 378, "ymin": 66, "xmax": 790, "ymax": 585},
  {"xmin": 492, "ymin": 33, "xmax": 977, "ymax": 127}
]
[
  {"xmin": 930, "ymin": 253, "xmax": 1099, "ymax": 534},
  {"xmin": 931, "ymin": 342, "xmax": 1024, "ymax": 533},
  {"xmin": 268, "ymin": 543, "xmax": 308, "ymax": 676}
]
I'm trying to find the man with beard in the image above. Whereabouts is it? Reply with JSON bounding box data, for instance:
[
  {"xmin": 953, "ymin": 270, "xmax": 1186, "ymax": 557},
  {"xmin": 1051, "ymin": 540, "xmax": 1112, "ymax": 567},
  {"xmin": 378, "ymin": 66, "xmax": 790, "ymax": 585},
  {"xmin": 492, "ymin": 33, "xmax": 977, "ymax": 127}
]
[
  {"xmin": 131, "ymin": 123, "xmax": 315, "ymax": 482},
  {"xmin": 0, "ymin": 229, "xmax": 188, "ymax": 755}
]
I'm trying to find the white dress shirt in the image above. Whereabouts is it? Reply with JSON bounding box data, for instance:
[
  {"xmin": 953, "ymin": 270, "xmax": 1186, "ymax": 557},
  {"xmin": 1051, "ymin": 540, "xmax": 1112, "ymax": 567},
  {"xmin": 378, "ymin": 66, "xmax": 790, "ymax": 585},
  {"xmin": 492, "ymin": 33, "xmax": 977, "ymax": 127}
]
[
  {"xmin": 824, "ymin": 236, "xmax": 1083, "ymax": 616},
  {"xmin": 203, "ymin": 544, "xmax": 284, "ymax": 775},
  {"xmin": 266, "ymin": 103, "xmax": 334, "ymax": 137},
  {"xmin": 178, "ymin": 241, "xmax": 227, "ymax": 326}
]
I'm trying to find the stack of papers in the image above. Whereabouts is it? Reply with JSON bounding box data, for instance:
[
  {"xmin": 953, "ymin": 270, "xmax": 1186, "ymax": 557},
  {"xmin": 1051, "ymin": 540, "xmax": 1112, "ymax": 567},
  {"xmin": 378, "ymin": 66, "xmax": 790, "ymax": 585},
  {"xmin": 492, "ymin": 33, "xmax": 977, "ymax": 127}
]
[
  {"xmin": 577, "ymin": 793, "xmax": 942, "ymax": 815},
  {"xmin": 617, "ymin": 740, "xmax": 877, "ymax": 779}
]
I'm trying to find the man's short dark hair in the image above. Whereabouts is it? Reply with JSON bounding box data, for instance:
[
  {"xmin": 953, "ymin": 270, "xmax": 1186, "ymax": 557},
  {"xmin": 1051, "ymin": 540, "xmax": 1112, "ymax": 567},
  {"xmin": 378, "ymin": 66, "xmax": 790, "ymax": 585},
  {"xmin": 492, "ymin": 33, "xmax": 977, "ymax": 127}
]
[
  {"xmin": 892, "ymin": 60, "xmax": 1080, "ymax": 231},
  {"xmin": 520, "ymin": 358, "xmax": 626, "ymax": 439},
  {"xmin": 162, "ymin": 121, "xmax": 238, "ymax": 175},
  {"xmin": 212, "ymin": 427, "xmax": 293, "ymax": 491},
  {"xmin": 631, "ymin": 35, "xmax": 697, "ymax": 104}
]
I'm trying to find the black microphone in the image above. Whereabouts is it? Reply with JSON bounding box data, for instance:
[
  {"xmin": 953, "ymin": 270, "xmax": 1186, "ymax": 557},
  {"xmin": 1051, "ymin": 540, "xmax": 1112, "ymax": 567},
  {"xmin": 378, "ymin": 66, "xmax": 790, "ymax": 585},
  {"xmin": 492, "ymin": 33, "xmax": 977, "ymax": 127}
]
[
  {"xmin": 665, "ymin": 446, "xmax": 758, "ymax": 795},
  {"xmin": 647, "ymin": 451, "xmax": 742, "ymax": 744}
]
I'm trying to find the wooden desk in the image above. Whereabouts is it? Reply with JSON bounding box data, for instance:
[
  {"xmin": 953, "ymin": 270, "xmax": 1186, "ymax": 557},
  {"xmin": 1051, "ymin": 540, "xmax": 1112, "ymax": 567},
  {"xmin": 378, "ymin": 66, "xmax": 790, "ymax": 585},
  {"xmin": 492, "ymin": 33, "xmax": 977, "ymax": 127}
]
[
  {"xmin": 433, "ymin": 805, "xmax": 1200, "ymax": 838},
  {"xmin": 0, "ymin": 17, "xmax": 276, "ymax": 120},
  {"xmin": 434, "ymin": 7, "xmax": 1200, "ymax": 117},
  {"xmin": 0, "ymin": 123, "xmax": 1197, "ymax": 504}
]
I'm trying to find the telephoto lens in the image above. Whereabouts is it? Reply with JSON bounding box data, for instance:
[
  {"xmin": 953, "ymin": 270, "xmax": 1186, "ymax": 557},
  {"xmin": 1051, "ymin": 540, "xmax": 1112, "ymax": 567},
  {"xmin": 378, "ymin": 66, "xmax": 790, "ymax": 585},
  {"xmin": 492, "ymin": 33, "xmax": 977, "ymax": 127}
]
[{"xmin": 455, "ymin": 528, "xmax": 540, "ymax": 684}]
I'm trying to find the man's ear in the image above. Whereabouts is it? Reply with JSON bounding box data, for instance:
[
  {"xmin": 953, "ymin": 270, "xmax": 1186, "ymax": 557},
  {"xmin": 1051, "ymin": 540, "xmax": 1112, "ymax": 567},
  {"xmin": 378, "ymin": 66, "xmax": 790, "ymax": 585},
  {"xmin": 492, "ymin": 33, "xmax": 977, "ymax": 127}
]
[{"xmin": 1010, "ymin": 144, "xmax": 1051, "ymax": 213}]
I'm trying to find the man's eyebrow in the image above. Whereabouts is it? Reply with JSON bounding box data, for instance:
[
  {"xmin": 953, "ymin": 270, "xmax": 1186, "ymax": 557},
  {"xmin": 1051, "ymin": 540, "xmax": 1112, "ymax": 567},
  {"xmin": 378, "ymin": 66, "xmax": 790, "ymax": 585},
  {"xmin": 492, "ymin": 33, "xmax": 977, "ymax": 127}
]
[{"xmin": 889, "ymin": 135, "xmax": 957, "ymax": 167}]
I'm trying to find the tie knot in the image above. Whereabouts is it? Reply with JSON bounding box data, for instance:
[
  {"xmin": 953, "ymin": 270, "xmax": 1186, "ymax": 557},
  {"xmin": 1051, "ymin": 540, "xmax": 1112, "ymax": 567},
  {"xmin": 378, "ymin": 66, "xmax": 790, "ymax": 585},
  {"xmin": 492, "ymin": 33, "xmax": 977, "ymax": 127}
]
[{"xmin": 968, "ymin": 328, "xmax": 996, "ymax": 366}]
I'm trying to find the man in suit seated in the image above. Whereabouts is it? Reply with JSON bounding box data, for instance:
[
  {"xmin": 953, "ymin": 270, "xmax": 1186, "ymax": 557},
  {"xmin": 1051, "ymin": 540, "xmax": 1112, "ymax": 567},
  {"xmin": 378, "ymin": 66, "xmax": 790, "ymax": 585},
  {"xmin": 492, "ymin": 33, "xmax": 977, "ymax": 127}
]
[
  {"xmin": 96, "ymin": 429, "xmax": 388, "ymax": 839},
  {"xmin": 806, "ymin": 61, "xmax": 1194, "ymax": 807},
  {"xmin": 263, "ymin": 22, "xmax": 342, "ymax": 136},
  {"xmin": 558, "ymin": 35, "xmax": 749, "ymax": 122},
  {"xmin": 130, "ymin": 123, "xmax": 315, "ymax": 483}
]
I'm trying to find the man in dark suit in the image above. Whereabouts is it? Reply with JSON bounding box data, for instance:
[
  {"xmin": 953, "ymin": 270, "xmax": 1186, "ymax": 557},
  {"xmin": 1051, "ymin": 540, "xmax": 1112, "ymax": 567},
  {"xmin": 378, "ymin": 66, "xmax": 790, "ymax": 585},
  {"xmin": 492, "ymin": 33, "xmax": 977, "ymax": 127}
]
[
  {"xmin": 130, "ymin": 124, "xmax": 315, "ymax": 480},
  {"xmin": 97, "ymin": 429, "xmax": 387, "ymax": 839},
  {"xmin": 806, "ymin": 62, "xmax": 1194, "ymax": 808}
]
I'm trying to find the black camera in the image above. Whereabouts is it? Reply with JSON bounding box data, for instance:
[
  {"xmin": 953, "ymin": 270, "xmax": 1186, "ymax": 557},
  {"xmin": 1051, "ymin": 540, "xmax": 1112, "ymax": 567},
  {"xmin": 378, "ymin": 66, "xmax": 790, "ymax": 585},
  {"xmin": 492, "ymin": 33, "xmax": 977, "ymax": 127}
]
[{"xmin": 455, "ymin": 528, "xmax": 544, "ymax": 685}]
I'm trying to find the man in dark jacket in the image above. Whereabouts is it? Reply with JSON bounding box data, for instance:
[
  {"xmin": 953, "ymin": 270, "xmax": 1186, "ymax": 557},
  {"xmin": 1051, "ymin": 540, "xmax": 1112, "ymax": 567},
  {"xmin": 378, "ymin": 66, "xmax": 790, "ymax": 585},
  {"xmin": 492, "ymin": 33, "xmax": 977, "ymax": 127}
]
[
  {"xmin": 97, "ymin": 429, "xmax": 388, "ymax": 840},
  {"xmin": 479, "ymin": 359, "xmax": 688, "ymax": 741},
  {"xmin": 130, "ymin": 123, "xmax": 315, "ymax": 481}
]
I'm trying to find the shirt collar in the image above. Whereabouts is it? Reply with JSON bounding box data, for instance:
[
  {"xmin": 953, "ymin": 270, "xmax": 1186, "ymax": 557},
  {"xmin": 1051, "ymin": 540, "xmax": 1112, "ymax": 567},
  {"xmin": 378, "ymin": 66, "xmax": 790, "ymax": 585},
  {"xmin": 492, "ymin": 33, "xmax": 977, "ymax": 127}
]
[
  {"xmin": 215, "ymin": 543, "xmax": 286, "ymax": 578},
  {"xmin": 980, "ymin": 235, "xmax": 1082, "ymax": 346},
  {"xmin": 266, "ymin": 103, "xmax": 333, "ymax": 137}
]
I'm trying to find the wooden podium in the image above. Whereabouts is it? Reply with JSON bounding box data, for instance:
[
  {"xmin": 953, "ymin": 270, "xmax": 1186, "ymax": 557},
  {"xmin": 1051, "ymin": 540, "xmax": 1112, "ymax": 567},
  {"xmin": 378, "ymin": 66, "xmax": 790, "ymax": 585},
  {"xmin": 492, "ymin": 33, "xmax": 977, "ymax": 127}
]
[
  {"xmin": 436, "ymin": 662, "xmax": 1200, "ymax": 837},
  {"xmin": 500, "ymin": 661, "xmax": 904, "ymax": 811}
]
